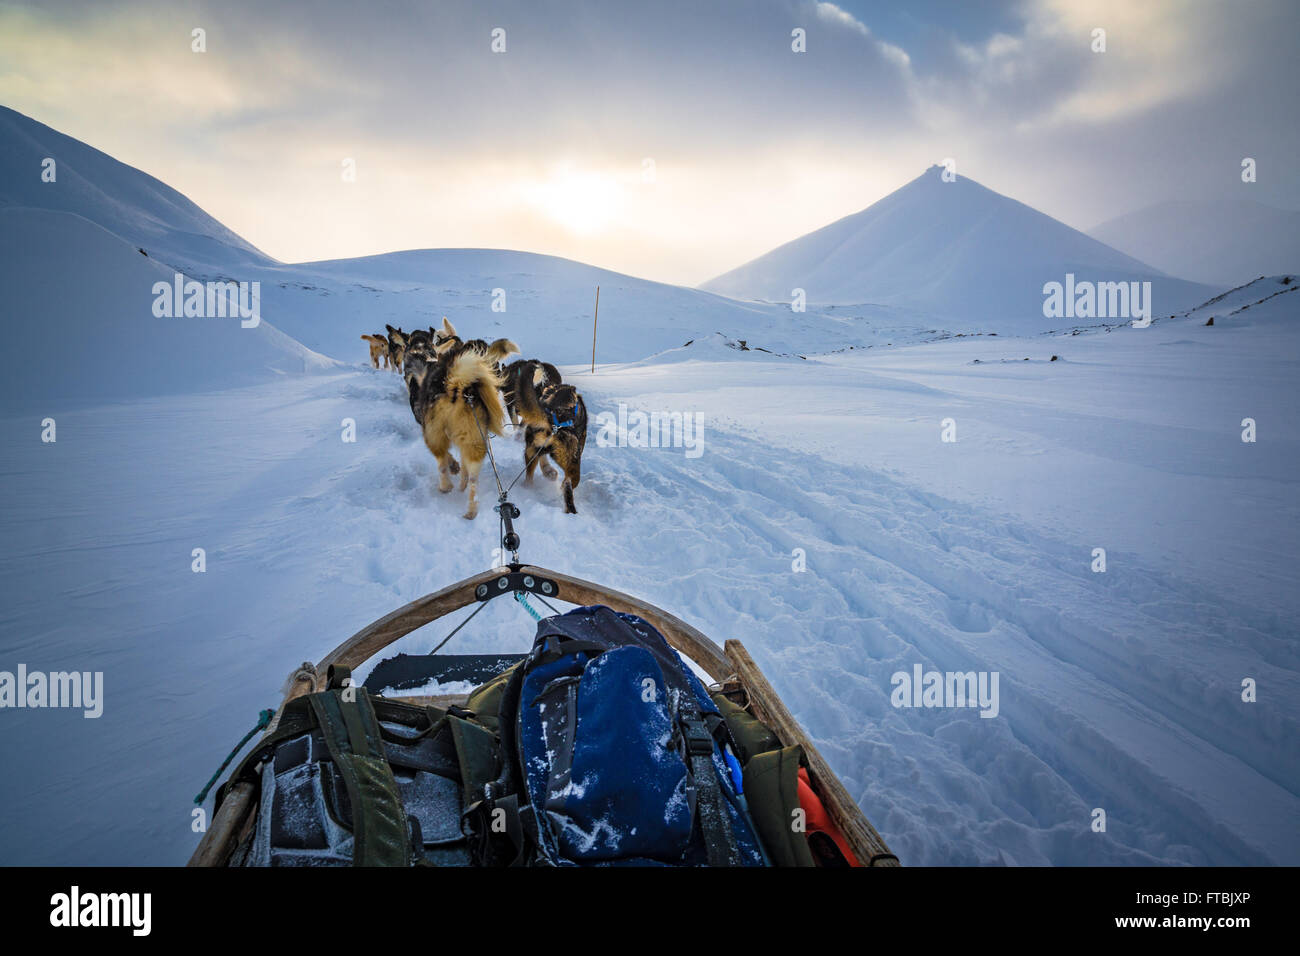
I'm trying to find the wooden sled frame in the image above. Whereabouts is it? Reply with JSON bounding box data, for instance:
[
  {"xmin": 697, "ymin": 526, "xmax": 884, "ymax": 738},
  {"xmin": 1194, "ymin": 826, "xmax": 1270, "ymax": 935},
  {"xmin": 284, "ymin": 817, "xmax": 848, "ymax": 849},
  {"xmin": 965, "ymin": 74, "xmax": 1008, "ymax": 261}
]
[{"xmin": 188, "ymin": 565, "xmax": 898, "ymax": 867}]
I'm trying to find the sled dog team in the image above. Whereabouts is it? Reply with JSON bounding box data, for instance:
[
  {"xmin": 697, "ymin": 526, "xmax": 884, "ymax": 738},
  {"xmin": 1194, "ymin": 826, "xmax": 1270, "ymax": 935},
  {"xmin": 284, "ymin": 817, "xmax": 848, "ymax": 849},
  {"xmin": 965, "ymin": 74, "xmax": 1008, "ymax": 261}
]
[{"xmin": 362, "ymin": 318, "xmax": 588, "ymax": 519}]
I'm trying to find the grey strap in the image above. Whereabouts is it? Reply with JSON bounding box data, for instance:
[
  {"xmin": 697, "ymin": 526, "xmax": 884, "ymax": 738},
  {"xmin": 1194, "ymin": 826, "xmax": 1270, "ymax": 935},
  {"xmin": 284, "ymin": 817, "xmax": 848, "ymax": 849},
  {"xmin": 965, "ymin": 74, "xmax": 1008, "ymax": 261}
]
[{"xmin": 682, "ymin": 715, "xmax": 743, "ymax": 867}]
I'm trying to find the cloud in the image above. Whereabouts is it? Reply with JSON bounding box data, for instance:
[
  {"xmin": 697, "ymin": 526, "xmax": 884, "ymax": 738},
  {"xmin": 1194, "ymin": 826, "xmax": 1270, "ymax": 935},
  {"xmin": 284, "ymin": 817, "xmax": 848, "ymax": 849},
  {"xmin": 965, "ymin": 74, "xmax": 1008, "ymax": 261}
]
[
  {"xmin": 0, "ymin": 4, "xmax": 336, "ymax": 126},
  {"xmin": 812, "ymin": 2, "xmax": 911, "ymax": 68},
  {"xmin": 814, "ymin": 2, "xmax": 870, "ymax": 37},
  {"xmin": 921, "ymin": 0, "xmax": 1278, "ymax": 131},
  {"xmin": 0, "ymin": 0, "xmax": 1294, "ymax": 283}
]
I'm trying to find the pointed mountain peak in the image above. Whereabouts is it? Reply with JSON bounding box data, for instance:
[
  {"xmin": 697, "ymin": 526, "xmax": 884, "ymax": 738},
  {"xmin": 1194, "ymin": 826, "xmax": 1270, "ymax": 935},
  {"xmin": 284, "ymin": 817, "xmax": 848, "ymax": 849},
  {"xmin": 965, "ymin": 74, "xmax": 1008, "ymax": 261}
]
[{"xmin": 702, "ymin": 167, "xmax": 1217, "ymax": 330}]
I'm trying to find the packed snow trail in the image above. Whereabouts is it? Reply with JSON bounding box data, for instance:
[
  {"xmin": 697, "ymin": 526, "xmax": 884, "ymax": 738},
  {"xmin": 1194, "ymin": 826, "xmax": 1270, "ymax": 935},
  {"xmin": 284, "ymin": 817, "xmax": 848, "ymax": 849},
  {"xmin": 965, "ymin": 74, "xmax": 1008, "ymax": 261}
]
[{"xmin": 2, "ymin": 353, "xmax": 1294, "ymax": 866}]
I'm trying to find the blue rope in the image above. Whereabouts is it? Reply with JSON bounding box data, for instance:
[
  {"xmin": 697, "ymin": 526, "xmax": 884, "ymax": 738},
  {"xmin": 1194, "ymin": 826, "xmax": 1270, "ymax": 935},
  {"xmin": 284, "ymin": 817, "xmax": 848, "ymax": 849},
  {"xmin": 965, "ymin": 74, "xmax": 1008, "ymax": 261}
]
[
  {"xmin": 194, "ymin": 708, "xmax": 276, "ymax": 805},
  {"xmin": 515, "ymin": 591, "xmax": 543, "ymax": 621}
]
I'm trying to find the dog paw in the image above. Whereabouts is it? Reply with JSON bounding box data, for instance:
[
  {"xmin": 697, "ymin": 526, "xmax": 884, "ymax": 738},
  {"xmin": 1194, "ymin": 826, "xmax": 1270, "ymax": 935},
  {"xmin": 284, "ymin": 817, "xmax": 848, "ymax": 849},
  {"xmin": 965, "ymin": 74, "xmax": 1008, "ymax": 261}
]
[
  {"xmin": 540, "ymin": 464, "xmax": 558, "ymax": 480},
  {"xmin": 463, "ymin": 510, "xmax": 477, "ymax": 520}
]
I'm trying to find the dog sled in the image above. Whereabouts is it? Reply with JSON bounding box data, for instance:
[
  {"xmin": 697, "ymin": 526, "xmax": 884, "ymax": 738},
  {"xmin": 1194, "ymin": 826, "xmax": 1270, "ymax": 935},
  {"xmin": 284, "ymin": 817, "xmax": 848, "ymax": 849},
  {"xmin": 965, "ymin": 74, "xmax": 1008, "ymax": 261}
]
[{"xmin": 188, "ymin": 562, "xmax": 898, "ymax": 868}]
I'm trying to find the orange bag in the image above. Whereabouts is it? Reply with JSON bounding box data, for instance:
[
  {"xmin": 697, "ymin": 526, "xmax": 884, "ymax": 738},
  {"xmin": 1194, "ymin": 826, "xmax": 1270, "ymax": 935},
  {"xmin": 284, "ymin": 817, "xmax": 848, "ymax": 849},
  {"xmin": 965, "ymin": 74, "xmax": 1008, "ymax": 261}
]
[{"xmin": 797, "ymin": 767, "xmax": 861, "ymax": 867}]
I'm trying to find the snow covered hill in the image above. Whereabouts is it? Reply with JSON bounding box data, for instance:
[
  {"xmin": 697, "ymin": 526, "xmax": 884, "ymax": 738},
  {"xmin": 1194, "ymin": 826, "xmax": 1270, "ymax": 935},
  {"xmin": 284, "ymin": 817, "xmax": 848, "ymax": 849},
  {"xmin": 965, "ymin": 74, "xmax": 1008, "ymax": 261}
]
[
  {"xmin": 1176, "ymin": 274, "xmax": 1299, "ymax": 326},
  {"xmin": 237, "ymin": 248, "xmax": 887, "ymax": 366},
  {"xmin": 703, "ymin": 166, "xmax": 1220, "ymax": 331},
  {"xmin": 1090, "ymin": 199, "xmax": 1300, "ymax": 288},
  {"xmin": 0, "ymin": 106, "xmax": 336, "ymax": 406},
  {"xmin": 0, "ymin": 106, "xmax": 270, "ymax": 270},
  {"xmin": 0, "ymin": 206, "xmax": 334, "ymax": 407}
]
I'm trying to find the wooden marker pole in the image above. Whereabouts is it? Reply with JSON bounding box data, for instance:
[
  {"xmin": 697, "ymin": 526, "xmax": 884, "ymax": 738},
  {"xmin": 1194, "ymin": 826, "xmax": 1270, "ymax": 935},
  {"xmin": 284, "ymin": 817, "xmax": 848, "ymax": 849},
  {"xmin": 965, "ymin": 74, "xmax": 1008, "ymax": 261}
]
[{"xmin": 591, "ymin": 285, "xmax": 600, "ymax": 374}]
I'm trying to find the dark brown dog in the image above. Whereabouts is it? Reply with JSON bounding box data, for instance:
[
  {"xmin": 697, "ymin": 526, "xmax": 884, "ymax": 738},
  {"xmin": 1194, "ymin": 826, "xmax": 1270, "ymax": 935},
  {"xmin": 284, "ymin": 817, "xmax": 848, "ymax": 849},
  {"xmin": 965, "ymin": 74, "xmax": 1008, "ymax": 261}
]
[
  {"xmin": 502, "ymin": 358, "xmax": 561, "ymax": 431},
  {"xmin": 512, "ymin": 361, "xmax": 587, "ymax": 514},
  {"xmin": 384, "ymin": 324, "xmax": 407, "ymax": 373}
]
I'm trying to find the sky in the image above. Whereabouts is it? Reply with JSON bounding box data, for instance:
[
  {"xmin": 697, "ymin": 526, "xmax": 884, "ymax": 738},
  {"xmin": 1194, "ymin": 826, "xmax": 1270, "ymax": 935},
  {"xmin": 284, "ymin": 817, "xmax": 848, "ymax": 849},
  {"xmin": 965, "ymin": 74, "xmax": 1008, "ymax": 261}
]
[{"xmin": 1, "ymin": 0, "xmax": 1297, "ymax": 285}]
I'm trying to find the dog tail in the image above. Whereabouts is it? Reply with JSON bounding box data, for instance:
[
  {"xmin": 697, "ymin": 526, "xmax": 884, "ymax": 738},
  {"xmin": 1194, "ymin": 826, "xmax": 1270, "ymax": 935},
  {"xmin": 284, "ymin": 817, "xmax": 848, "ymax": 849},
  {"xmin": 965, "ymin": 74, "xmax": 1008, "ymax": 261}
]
[
  {"xmin": 536, "ymin": 361, "xmax": 561, "ymax": 387},
  {"xmin": 446, "ymin": 350, "xmax": 507, "ymax": 436},
  {"xmin": 486, "ymin": 338, "xmax": 520, "ymax": 364},
  {"xmin": 515, "ymin": 360, "xmax": 548, "ymax": 426},
  {"xmin": 572, "ymin": 391, "xmax": 588, "ymax": 438}
]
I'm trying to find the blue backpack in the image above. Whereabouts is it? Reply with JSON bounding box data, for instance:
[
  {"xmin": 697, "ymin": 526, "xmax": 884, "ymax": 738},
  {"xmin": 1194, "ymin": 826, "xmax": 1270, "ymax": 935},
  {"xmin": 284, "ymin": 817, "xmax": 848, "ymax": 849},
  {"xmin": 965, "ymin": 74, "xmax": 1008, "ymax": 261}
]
[{"xmin": 488, "ymin": 605, "xmax": 767, "ymax": 866}]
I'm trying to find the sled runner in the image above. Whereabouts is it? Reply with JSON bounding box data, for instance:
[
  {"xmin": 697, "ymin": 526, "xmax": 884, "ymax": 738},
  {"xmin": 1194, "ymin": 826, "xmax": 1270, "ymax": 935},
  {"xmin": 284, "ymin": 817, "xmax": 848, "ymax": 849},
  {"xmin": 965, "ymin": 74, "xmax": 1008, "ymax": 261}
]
[{"xmin": 188, "ymin": 564, "xmax": 898, "ymax": 867}]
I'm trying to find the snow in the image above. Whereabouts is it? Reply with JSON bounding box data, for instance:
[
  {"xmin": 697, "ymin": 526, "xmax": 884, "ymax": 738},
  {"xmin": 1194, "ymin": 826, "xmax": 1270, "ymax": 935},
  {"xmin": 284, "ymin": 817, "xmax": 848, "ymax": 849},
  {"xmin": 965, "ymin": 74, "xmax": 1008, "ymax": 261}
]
[
  {"xmin": 1, "ymin": 109, "xmax": 1297, "ymax": 867},
  {"xmin": 379, "ymin": 678, "xmax": 478, "ymax": 698},
  {"xmin": 555, "ymin": 813, "xmax": 622, "ymax": 856}
]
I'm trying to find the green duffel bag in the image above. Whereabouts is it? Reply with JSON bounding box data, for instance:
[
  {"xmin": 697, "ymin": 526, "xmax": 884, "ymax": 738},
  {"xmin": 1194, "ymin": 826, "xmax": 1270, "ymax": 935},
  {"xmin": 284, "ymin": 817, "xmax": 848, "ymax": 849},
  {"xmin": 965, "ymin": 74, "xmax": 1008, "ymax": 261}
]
[{"xmin": 742, "ymin": 745, "xmax": 817, "ymax": 868}]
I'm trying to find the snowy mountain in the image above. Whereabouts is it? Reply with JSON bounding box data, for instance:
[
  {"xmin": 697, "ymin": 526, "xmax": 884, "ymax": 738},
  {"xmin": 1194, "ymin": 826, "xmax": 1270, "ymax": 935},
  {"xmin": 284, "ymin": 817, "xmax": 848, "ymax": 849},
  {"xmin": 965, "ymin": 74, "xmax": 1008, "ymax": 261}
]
[
  {"xmin": 703, "ymin": 166, "xmax": 1220, "ymax": 330},
  {"xmin": 0, "ymin": 106, "xmax": 270, "ymax": 270},
  {"xmin": 0, "ymin": 206, "xmax": 333, "ymax": 407},
  {"xmin": 1089, "ymin": 199, "xmax": 1300, "ymax": 288},
  {"xmin": 0, "ymin": 107, "xmax": 335, "ymax": 405}
]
